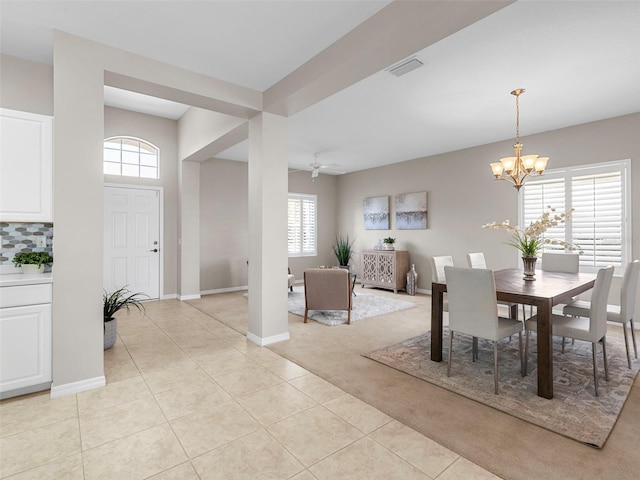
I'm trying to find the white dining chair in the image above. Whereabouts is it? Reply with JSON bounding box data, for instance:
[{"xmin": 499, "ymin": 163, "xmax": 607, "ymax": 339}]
[
  {"xmin": 524, "ymin": 265, "xmax": 614, "ymax": 396},
  {"xmin": 467, "ymin": 252, "xmax": 519, "ymax": 321},
  {"xmin": 541, "ymin": 252, "xmax": 580, "ymax": 273},
  {"xmin": 563, "ymin": 260, "xmax": 640, "ymax": 369},
  {"xmin": 430, "ymin": 255, "xmax": 454, "ymax": 313},
  {"xmin": 445, "ymin": 266, "xmax": 524, "ymax": 395}
]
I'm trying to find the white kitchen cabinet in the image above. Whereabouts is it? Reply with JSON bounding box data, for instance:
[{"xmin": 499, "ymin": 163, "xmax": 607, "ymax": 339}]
[
  {"xmin": 0, "ymin": 282, "xmax": 52, "ymax": 399},
  {"xmin": 0, "ymin": 108, "xmax": 53, "ymax": 222}
]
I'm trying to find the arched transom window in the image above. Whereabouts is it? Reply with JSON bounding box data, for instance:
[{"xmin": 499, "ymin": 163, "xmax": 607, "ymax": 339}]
[{"xmin": 104, "ymin": 137, "xmax": 159, "ymax": 179}]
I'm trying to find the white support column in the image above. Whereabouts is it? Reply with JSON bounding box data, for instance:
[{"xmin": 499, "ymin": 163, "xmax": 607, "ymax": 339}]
[
  {"xmin": 247, "ymin": 112, "xmax": 289, "ymax": 345},
  {"xmin": 179, "ymin": 160, "xmax": 201, "ymax": 300},
  {"xmin": 51, "ymin": 32, "xmax": 105, "ymax": 396}
]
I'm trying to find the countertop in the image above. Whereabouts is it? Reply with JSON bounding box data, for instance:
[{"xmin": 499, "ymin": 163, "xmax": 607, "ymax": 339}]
[{"xmin": 0, "ymin": 273, "xmax": 54, "ymax": 287}]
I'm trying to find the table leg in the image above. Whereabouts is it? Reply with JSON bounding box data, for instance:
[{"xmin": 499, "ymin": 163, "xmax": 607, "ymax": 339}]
[
  {"xmin": 431, "ymin": 283, "xmax": 444, "ymax": 362},
  {"xmin": 536, "ymin": 299, "xmax": 554, "ymax": 399}
]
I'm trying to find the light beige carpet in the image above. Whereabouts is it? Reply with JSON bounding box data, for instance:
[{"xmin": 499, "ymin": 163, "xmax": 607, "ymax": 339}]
[{"xmin": 365, "ymin": 330, "xmax": 639, "ymax": 448}]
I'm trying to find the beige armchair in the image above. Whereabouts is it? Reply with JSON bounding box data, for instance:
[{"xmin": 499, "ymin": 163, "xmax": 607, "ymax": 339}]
[{"xmin": 303, "ymin": 268, "xmax": 352, "ymax": 324}]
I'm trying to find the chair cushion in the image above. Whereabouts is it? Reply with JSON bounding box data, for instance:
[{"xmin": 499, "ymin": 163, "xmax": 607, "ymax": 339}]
[
  {"xmin": 563, "ymin": 300, "xmax": 590, "ymax": 317},
  {"xmin": 525, "ymin": 314, "xmax": 594, "ymax": 343},
  {"xmin": 497, "ymin": 316, "xmax": 524, "ymax": 338},
  {"xmin": 563, "ymin": 300, "xmax": 623, "ymax": 323}
]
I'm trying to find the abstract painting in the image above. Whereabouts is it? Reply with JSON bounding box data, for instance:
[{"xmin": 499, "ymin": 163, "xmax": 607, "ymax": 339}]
[
  {"xmin": 363, "ymin": 195, "xmax": 389, "ymax": 230},
  {"xmin": 395, "ymin": 192, "xmax": 427, "ymax": 229}
]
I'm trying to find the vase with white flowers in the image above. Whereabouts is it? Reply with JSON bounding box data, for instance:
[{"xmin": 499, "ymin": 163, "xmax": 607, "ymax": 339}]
[{"xmin": 482, "ymin": 206, "xmax": 582, "ymax": 280}]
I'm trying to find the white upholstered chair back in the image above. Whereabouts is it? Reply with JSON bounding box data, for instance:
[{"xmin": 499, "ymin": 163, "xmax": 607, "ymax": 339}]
[
  {"xmin": 541, "ymin": 252, "xmax": 579, "ymax": 273},
  {"xmin": 588, "ymin": 266, "xmax": 615, "ymax": 342},
  {"xmin": 466, "ymin": 252, "xmax": 487, "ymax": 269},
  {"xmin": 620, "ymin": 260, "xmax": 640, "ymax": 323},
  {"xmin": 445, "ymin": 266, "xmax": 500, "ymax": 340},
  {"xmin": 430, "ymin": 255, "xmax": 454, "ymax": 283}
]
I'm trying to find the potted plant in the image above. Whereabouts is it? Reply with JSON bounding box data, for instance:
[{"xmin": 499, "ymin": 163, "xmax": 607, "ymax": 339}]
[
  {"xmin": 332, "ymin": 234, "xmax": 355, "ymax": 269},
  {"xmin": 12, "ymin": 251, "xmax": 53, "ymax": 274},
  {"xmin": 103, "ymin": 286, "xmax": 148, "ymax": 350},
  {"xmin": 383, "ymin": 237, "xmax": 396, "ymax": 250}
]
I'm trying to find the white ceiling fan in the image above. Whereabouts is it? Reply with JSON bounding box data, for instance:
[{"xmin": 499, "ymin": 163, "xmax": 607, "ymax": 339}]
[{"xmin": 290, "ymin": 153, "xmax": 341, "ymax": 181}]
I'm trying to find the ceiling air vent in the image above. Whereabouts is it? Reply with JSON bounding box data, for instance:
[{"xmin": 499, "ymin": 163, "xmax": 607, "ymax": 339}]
[{"xmin": 387, "ymin": 58, "xmax": 424, "ymax": 77}]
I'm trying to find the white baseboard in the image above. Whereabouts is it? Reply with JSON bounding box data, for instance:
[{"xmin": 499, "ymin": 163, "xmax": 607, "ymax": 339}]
[
  {"xmin": 200, "ymin": 285, "xmax": 248, "ymax": 295},
  {"xmin": 247, "ymin": 331, "xmax": 290, "ymax": 346},
  {"xmin": 179, "ymin": 294, "xmax": 201, "ymax": 301},
  {"xmin": 50, "ymin": 375, "xmax": 106, "ymax": 398},
  {"xmin": 161, "ymin": 293, "xmax": 178, "ymax": 300}
]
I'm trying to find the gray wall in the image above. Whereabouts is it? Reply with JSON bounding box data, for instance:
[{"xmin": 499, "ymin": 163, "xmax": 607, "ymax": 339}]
[
  {"xmin": 0, "ymin": 55, "xmax": 53, "ymax": 115},
  {"xmin": 337, "ymin": 113, "xmax": 640, "ymax": 307},
  {"xmin": 198, "ymin": 162, "xmax": 339, "ymax": 291}
]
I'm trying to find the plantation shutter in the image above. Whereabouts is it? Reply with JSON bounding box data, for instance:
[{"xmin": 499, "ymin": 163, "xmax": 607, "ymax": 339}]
[
  {"xmin": 288, "ymin": 197, "xmax": 302, "ymax": 255},
  {"xmin": 521, "ymin": 177, "xmax": 566, "ymax": 254},
  {"xmin": 288, "ymin": 194, "xmax": 317, "ymax": 256},
  {"xmin": 520, "ymin": 160, "xmax": 629, "ymax": 273},
  {"xmin": 572, "ymin": 170, "xmax": 623, "ymax": 269}
]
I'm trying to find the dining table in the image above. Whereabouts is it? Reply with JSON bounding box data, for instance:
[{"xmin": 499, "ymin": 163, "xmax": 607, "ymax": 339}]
[{"xmin": 431, "ymin": 268, "xmax": 597, "ymax": 399}]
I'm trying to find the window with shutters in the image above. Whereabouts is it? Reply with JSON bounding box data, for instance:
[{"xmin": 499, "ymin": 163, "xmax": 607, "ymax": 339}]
[
  {"xmin": 520, "ymin": 160, "xmax": 631, "ymax": 273},
  {"xmin": 104, "ymin": 137, "xmax": 159, "ymax": 179},
  {"xmin": 288, "ymin": 193, "xmax": 317, "ymax": 257}
]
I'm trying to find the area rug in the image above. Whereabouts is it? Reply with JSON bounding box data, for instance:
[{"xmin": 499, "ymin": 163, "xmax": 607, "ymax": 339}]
[
  {"xmin": 286, "ymin": 286, "xmax": 415, "ymax": 326},
  {"xmin": 365, "ymin": 330, "xmax": 639, "ymax": 448}
]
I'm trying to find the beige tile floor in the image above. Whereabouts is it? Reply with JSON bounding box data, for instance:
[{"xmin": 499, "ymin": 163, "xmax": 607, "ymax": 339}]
[{"xmin": 0, "ymin": 297, "xmax": 501, "ymax": 480}]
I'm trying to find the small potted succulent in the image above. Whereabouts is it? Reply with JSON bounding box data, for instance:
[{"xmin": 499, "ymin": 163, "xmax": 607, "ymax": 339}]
[
  {"xmin": 383, "ymin": 237, "xmax": 396, "ymax": 250},
  {"xmin": 12, "ymin": 251, "xmax": 53, "ymax": 274},
  {"xmin": 103, "ymin": 286, "xmax": 148, "ymax": 350}
]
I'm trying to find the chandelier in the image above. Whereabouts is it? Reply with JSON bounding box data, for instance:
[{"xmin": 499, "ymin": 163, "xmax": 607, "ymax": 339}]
[{"xmin": 490, "ymin": 89, "xmax": 549, "ymax": 191}]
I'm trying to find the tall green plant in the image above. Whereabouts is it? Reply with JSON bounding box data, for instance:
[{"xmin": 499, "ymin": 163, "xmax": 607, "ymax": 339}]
[
  {"xmin": 332, "ymin": 234, "xmax": 355, "ymax": 266},
  {"xmin": 103, "ymin": 286, "xmax": 148, "ymax": 323}
]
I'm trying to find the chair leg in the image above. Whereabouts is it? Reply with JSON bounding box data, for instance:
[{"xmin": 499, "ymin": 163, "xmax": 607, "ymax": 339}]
[
  {"xmin": 472, "ymin": 337, "xmax": 478, "ymax": 362},
  {"xmin": 602, "ymin": 336, "xmax": 609, "ymax": 382},
  {"xmin": 622, "ymin": 324, "xmax": 632, "ymax": 369},
  {"xmin": 493, "ymin": 341, "xmax": 499, "ymax": 395},
  {"xmin": 524, "ymin": 329, "xmax": 530, "ymax": 376},
  {"xmin": 562, "ymin": 336, "xmax": 566, "ymax": 353},
  {"xmin": 631, "ymin": 319, "xmax": 638, "ymax": 359},
  {"xmin": 518, "ymin": 331, "xmax": 524, "ymax": 377},
  {"xmin": 347, "ymin": 309, "xmax": 351, "ymax": 325},
  {"xmin": 447, "ymin": 331, "xmax": 454, "ymax": 377},
  {"xmin": 304, "ymin": 308, "xmax": 308, "ymax": 323},
  {"xmin": 592, "ymin": 342, "xmax": 599, "ymax": 397}
]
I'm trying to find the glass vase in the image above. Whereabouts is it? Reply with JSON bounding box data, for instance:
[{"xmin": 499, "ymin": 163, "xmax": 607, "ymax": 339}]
[{"xmin": 522, "ymin": 256, "xmax": 537, "ymax": 281}]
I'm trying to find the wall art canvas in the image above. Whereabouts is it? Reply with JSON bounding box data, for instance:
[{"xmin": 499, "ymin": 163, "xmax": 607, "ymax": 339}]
[
  {"xmin": 363, "ymin": 195, "xmax": 390, "ymax": 230},
  {"xmin": 395, "ymin": 191, "xmax": 427, "ymax": 229}
]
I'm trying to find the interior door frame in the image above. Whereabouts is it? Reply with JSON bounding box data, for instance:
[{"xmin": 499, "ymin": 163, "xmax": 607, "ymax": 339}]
[{"xmin": 104, "ymin": 182, "xmax": 164, "ymax": 299}]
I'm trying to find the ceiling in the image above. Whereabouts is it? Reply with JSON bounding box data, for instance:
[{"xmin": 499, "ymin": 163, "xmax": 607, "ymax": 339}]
[{"xmin": 2, "ymin": 1, "xmax": 639, "ymax": 175}]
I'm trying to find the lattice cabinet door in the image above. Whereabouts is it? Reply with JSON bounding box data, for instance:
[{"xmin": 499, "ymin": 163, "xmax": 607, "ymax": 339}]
[
  {"xmin": 377, "ymin": 252, "xmax": 396, "ymax": 286},
  {"xmin": 362, "ymin": 251, "xmax": 378, "ymax": 283}
]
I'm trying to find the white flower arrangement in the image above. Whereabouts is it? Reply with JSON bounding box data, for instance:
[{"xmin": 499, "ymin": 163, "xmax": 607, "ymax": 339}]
[{"xmin": 482, "ymin": 206, "xmax": 583, "ymax": 257}]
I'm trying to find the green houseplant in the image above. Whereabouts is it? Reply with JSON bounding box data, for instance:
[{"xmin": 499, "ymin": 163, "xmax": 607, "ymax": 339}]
[
  {"xmin": 12, "ymin": 251, "xmax": 53, "ymax": 274},
  {"xmin": 332, "ymin": 234, "xmax": 355, "ymax": 268},
  {"xmin": 383, "ymin": 237, "xmax": 396, "ymax": 250},
  {"xmin": 103, "ymin": 286, "xmax": 148, "ymax": 350}
]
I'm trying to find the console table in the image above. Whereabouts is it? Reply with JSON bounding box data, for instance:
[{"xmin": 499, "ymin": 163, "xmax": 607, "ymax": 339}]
[{"xmin": 361, "ymin": 250, "xmax": 409, "ymax": 293}]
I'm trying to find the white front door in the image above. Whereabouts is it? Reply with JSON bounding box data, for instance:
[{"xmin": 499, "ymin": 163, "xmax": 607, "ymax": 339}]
[{"xmin": 104, "ymin": 186, "xmax": 160, "ymax": 299}]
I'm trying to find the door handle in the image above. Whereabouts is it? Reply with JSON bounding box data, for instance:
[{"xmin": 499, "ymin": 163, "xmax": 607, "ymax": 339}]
[{"xmin": 149, "ymin": 249, "xmax": 158, "ymax": 253}]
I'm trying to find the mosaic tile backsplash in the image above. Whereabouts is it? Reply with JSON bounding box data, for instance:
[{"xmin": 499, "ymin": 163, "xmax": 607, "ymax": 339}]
[{"xmin": 0, "ymin": 223, "xmax": 54, "ymax": 266}]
